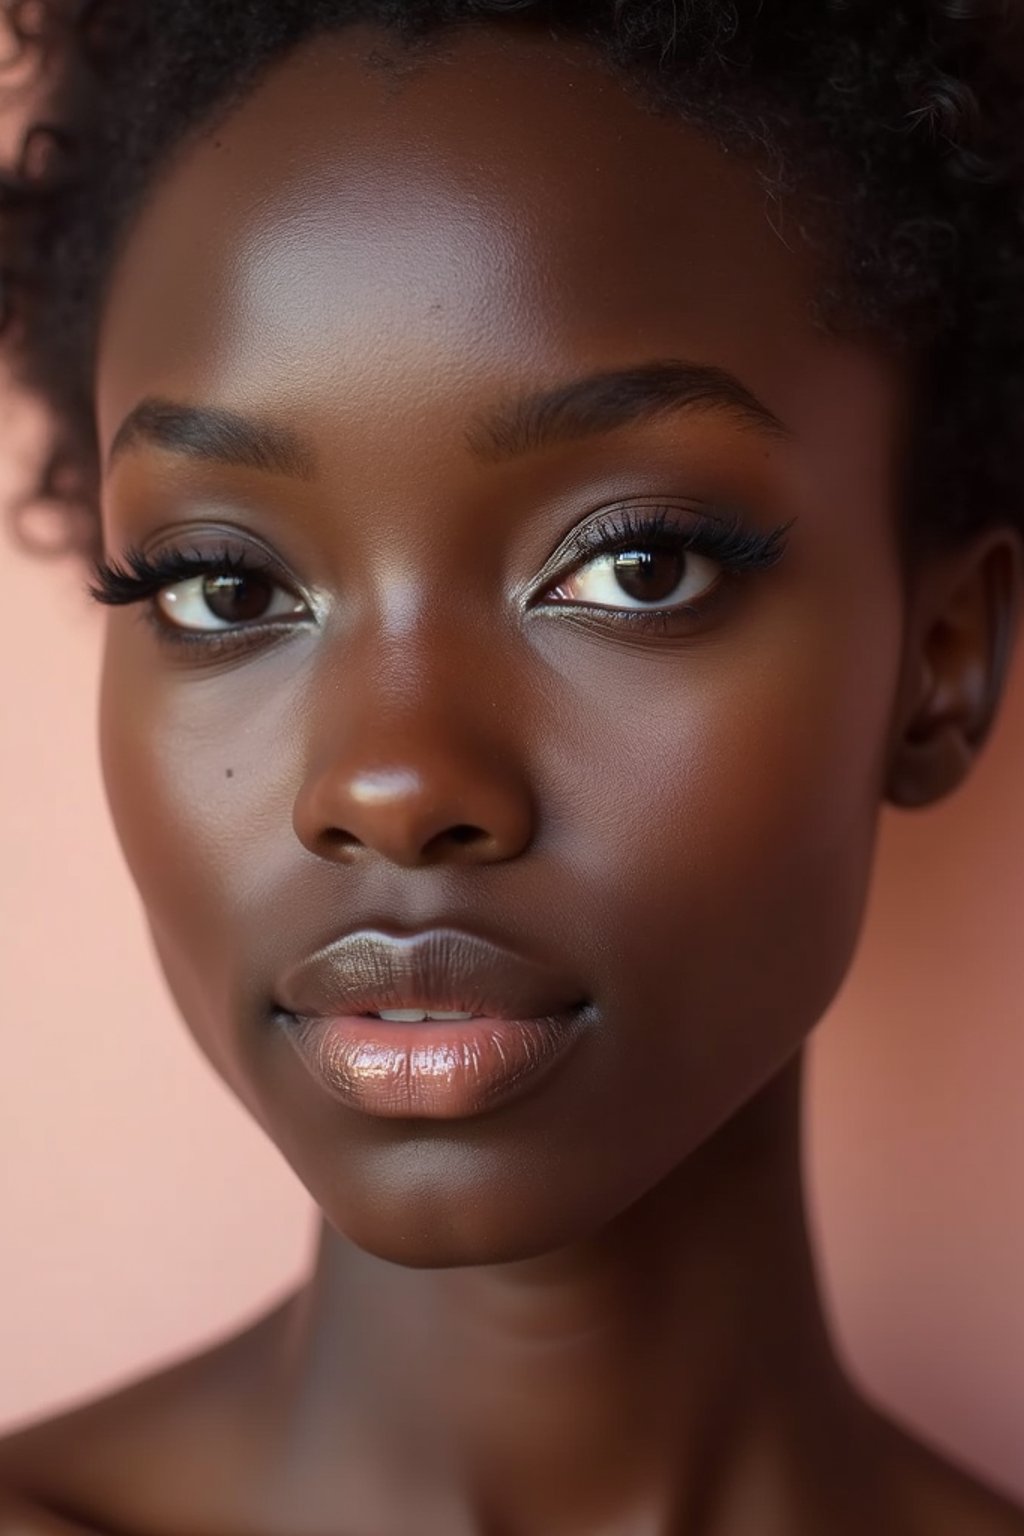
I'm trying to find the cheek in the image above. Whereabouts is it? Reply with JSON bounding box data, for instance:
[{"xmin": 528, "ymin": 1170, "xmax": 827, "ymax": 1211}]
[
  {"xmin": 562, "ymin": 570, "xmax": 904, "ymax": 1121},
  {"xmin": 97, "ymin": 624, "xmax": 307, "ymax": 1092}
]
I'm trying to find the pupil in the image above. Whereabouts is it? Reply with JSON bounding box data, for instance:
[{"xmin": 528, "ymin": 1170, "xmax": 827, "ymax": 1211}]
[
  {"xmin": 613, "ymin": 549, "xmax": 683, "ymax": 603},
  {"xmin": 203, "ymin": 572, "xmax": 273, "ymax": 623}
]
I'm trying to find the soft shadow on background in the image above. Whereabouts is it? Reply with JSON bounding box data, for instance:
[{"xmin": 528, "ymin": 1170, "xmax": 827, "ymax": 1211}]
[{"xmin": 1, "ymin": 426, "xmax": 1022, "ymax": 1498}]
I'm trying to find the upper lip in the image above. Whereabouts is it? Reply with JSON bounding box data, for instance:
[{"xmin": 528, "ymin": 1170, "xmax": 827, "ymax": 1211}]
[{"xmin": 275, "ymin": 927, "xmax": 585, "ymax": 1021}]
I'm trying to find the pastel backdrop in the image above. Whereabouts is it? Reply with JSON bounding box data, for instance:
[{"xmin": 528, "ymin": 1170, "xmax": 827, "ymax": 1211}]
[{"xmin": 2, "ymin": 417, "xmax": 1023, "ymax": 1498}]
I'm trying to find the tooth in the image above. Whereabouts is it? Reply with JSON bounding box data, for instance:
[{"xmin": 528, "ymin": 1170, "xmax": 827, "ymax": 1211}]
[{"xmin": 370, "ymin": 1008, "xmax": 478, "ymax": 1022}]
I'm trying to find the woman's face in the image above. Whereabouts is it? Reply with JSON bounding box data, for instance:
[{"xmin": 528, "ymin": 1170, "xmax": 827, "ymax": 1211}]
[{"xmin": 95, "ymin": 23, "xmax": 909, "ymax": 1265}]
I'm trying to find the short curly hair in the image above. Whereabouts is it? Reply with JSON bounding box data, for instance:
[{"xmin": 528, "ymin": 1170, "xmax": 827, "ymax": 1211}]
[{"xmin": 2, "ymin": 0, "xmax": 1023, "ymax": 563}]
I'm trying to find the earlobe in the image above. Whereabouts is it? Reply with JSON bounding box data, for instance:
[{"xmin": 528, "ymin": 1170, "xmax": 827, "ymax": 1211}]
[{"xmin": 885, "ymin": 528, "xmax": 1023, "ymax": 810}]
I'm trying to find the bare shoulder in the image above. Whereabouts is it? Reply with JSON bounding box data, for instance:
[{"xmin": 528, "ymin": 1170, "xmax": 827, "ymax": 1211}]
[
  {"xmin": 0, "ymin": 1485, "xmax": 110, "ymax": 1535},
  {"xmin": 875, "ymin": 1410, "xmax": 1024, "ymax": 1536},
  {"xmin": 0, "ymin": 1492, "xmax": 103, "ymax": 1534},
  {"xmin": 904, "ymin": 1455, "xmax": 1024, "ymax": 1536},
  {"xmin": 0, "ymin": 1297, "xmax": 294, "ymax": 1536}
]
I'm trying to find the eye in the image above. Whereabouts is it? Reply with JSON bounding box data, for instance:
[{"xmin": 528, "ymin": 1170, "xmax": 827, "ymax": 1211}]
[
  {"xmin": 157, "ymin": 569, "xmax": 308, "ymax": 631},
  {"xmin": 533, "ymin": 504, "xmax": 792, "ymax": 627},
  {"xmin": 546, "ymin": 541, "xmax": 721, "ymax": 613},
  {"xmin": 89, "ymin": 541, "xmax": 315, "ymax": 646}
]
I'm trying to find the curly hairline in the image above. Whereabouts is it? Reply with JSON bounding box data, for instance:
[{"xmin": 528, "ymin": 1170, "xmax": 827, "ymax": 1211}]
[{"xmin": 2, "ymin": 0, "xmax": 1023, "ymax": 563}]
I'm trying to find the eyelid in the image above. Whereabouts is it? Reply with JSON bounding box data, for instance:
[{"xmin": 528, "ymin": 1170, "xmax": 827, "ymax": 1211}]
[
  {"xmin": 531, "ymin": 500, "xmax": 790, "ymax": 593},
  {"xmin": 520, "ymin": 499, "xmax": 791, "ymax": 640},
  {"xmin": 89, "ymin": 533, "xmax": 318, "ymax": 615},
  {"xmin": 90, "ymin": 501, "xmax": 790, "ymax": 657}
]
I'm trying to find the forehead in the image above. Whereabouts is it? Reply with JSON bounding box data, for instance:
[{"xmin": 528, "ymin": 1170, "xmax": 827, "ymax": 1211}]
[{"xmin": 96, "ymin": 21, "xmax": 898, "ymax": 471}]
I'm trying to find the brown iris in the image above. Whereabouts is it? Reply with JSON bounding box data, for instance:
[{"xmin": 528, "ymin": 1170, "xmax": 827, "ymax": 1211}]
[
  {"xmin": 202, "ymin": 572, "xmax": 276, "ymax": 623},
  {"xmin": 612, "ymin": 549, "xmax": 685, "ymax": 604}
]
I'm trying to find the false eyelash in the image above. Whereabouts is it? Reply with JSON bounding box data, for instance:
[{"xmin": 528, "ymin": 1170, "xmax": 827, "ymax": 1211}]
[
  {"xmin": 88, "ymin": 543, "xmax": 271, "ymax": 607},
  {"xmin": 567, "ymin": 504, "xmax": 793, "ymax": 573},
  {"xmin": 87, "ymin": 506, "xmax": 791, "ymax": 653}
]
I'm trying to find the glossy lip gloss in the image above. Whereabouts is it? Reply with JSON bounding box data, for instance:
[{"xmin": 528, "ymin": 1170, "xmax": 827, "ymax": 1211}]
[{"xmin": 281, "ymin": 1006, "xmax": 588, "ymax": 1119}]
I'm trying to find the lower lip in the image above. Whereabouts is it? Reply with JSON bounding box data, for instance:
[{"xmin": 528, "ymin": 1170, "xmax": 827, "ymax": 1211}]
[{"xmin": 281, "ymin": 1008, "xmax": 587, "ymax": 1120}]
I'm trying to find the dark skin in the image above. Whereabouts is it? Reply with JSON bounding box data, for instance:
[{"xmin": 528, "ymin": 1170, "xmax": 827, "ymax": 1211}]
[{"xmin": 3, "ymin": 19, "xmax": 1024, "ymax": 1536}]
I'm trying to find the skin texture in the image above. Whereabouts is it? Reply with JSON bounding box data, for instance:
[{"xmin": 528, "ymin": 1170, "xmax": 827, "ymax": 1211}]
[{"xmin": 2, "ymin": 19, "xmax": 1024, "ymax": 1536}]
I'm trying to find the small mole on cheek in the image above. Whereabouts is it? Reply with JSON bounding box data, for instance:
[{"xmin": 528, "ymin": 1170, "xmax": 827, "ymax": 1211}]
[{"xmin": 225, "ymin": 768, "xmax": 234, "ymax": 779}]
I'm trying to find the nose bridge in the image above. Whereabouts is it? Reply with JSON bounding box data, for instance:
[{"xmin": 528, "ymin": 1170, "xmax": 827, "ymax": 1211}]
[{"xmin": 292, "ymin": 610, "xmax": 536, "ymax": 867}]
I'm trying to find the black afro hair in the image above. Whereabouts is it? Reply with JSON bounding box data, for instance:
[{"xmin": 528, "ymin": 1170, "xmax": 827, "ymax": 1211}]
[{"xmin": 1, "ymin": 0, "xmax": 1023, "ymax": 562}]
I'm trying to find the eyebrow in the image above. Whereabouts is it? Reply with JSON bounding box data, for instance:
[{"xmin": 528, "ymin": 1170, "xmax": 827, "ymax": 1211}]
[
  {"xmin": 106, "ymin": 359, "xmax": 788, "ymax": 481},
  {"xmin": 465, "ymin": 359, "xmax": 790, "ymax": 463},
  {"xmin": 107, "ymin": 398, "xmax": 318, "ymax": 480}
]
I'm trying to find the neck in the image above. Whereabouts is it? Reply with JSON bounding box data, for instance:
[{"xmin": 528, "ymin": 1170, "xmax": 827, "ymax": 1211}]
[{"xmin": 268, "ymin": 1051, "xmax": 873, "ymax": 1535}]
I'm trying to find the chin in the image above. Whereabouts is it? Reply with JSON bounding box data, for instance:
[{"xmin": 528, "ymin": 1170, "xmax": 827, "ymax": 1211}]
[
  {"xmin": 332, "ymin": 1219, "xmax": 565, "ymax": 1270},
  {"xmin": 294, "ymin": 1137, "xmax": 622, "ymax": 1270}
]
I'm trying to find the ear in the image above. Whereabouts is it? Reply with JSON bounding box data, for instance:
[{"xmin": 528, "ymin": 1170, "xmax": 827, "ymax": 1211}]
[{"xmin": 886, "ymin": 526, "xmax": 1023, "ymax": 809}]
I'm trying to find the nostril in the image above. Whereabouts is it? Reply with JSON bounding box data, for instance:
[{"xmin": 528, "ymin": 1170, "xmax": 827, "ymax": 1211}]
[
  {"xmin": 447, "ymin": 824, "xmax": 486, "ymax": 846},
  {"xmin": 321, "ymin": 828, "xmax": 361, "ymax": 853},
  {"xmin": 313, "ymin": 822, "xmax": 489, "ymax": 861},
  {"xmin": 420, "ymin": 823, "xmax": 492, "ymax": 861}
]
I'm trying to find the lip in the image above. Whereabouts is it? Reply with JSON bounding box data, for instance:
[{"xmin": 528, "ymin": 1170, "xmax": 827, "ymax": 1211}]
[
  {"xmin": 274, "ymin": 927, "xmax": 590, "ymax": 1120},
  {"xmin": 275, "ymin": 926, "xmax": 585, "ymax": 1021},
  {"xmin": 283, "ymin": 1009, "xmax": 587, "ymax": 1119}
]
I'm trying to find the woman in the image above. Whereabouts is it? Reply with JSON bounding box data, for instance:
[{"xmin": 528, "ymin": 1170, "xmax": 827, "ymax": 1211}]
[{"xmin": 1, "ymin": 1, "xmax": 1023, "ymax": 1531}]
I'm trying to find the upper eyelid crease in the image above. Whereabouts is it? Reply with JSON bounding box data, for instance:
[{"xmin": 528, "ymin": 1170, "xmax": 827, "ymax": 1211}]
[
  {"xmin": 88, "ymin": 544, "xmax": 283, "ymax": 607},
  {"xmin": 88, "ymin": 505, "xmax": 791, "ymax": 609}
]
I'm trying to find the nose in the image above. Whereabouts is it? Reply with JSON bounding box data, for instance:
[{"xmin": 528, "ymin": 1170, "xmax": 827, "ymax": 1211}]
[{"xmin": 291, "ymin": 647, "xmax": 536, "ymax": 869}]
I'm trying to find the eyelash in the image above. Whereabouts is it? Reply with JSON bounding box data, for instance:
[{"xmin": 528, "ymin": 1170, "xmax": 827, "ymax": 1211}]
[
  {"xmin": 88, "ymin": 544, "xmax": 286, "ymax": 657},
  {"xmin": 87, "ymin": 506, "xmax": 792, "ymax": 652},
  {"xmin": 549, "ymin": 505, "xmax": 790, "ymax": 632}
]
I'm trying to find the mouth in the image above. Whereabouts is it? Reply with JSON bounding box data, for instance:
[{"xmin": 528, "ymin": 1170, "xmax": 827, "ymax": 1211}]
[{"xmin": 273, "ymin": 927, "xmax": 590, "ymax": 1120}]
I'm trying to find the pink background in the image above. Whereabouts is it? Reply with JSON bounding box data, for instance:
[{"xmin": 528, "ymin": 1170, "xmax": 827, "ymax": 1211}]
[{"xmin": 1, "ymin": 428, "xmax": 1022, "ymax": 1499}]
